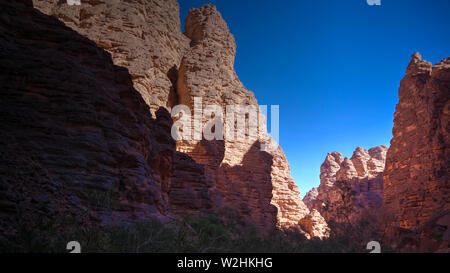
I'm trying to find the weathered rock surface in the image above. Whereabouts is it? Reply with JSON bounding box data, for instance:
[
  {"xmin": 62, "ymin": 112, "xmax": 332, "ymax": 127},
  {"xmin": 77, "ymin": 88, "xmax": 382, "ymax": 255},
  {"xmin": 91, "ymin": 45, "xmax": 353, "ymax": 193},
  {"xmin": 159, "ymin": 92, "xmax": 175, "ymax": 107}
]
[
  {"xmin": 383, "ymin": 53, "xmax": 450, "ymax": 251},
  {"xmin": 304, "ymin": 146, "xmax": 388, "ymax": 225},
  {"xmin": 303, "ymin": 187, "xmax": 318, "ymax": 209},
  {"xmin": 0, "ymin": 0, "xmax": 180, "ymax": 236},
  {"xmin": 176, "ymin": 4, "xmax": 312, "ymax": 230},
  {"xmin": 6, "ymin": 1, "xmax": 448, "ymax": 250},
  {"xmin": 302, "ymin": 53, "xmax": 450, "ymax": 251},
  {"xmin": 298, "ymin": 209, "xmax": 330, "ymax": 239},
  {"xmin": 32, "ymin": 0, "xmax": 189, "ymax": 113},
  {"xmin": 0, "ymin": 0, "xmax": 326, "ymax": 237}
]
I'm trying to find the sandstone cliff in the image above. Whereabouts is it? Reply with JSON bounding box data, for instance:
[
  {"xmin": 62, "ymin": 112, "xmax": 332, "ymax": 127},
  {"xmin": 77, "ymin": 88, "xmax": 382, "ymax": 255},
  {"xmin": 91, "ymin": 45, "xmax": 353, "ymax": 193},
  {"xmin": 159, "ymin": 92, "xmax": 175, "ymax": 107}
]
[
  {"xmin": 383, "ymin": 53, "xmax": 450, "ymax": 252},
  {"xmin": 177, "ymin": 4, "xmax": 311, "ymax": 229},
  {"xmin": 298, "ymin": 209, "xmax": 330, "ymax": 239},
  {"xmin": 302, "ymin": 53, "xmax": 450, "ymax": 251},
  {"xmin": 303, "ymin": 146, "xmax": 388, "ymax": 226},
  {"xmin": 0, "ymin": 0, "xmax": 325, "ymax": 237},
  {"xmin": 303, "ymin": 187, "xmax": 318, "ymax": 209},
  {"xmin": 2, "ymin": 1, "xmax": 448, "ymax": 252},
  {"xmin": 0, "ymin": 0, "xmax": 172, "ymax": 236},
  {"xmin": 32, "ymin": 0, "xmax": 190, "ymax": 112}
]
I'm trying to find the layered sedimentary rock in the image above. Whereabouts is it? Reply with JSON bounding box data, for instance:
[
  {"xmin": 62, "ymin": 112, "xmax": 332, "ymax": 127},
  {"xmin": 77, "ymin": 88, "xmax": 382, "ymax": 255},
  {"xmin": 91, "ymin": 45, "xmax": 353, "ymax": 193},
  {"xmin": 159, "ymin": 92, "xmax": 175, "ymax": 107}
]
[
  {"xmin": 298, "ymin": 209, "xmax": 330, "ymax": 239},
  {"xmin": 304, "ymin": 146, "xmax": 388, "ymax": 225},
  {"xmin": 302, "ymin": 53, "xmax": 449, "ymax": 250},
  {"xmin": 303, "ymin": 187, "xmax": 318, "ymax": 209},
  {"xmin": 0, "ymin": 0, "xmax": 324, "ymax": 236},
  {"xmin": 0, "ymin": 0, "xmax": 180, "ymax": 236},
  {"xmin": 32, "ymin": 0, "xmax": 189, "ymax": 112},
  {"xmin": 176, "ymin": 4, "xmax": 311, "ymax": 229},
  {"xmin": 383, "ymin": 53, "xmax": 450, "ymax": 251}
]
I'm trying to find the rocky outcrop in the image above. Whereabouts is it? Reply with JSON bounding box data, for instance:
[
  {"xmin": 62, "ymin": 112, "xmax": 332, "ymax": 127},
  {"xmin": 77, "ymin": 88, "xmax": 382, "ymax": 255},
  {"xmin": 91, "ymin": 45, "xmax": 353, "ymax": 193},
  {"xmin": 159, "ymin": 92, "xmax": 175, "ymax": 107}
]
[
  {"xmin": 383, "ymin": 53, "xmax": 450, "ymax": 251},
  {"xmin": 302, "ymin": 53, "xmax": 450, "ymax": 250},
  {"xmin": 0, "ymin": 0, "xmax": 326, "ymax": 237},
  {"xmin": 298, "ymin": 209, "xmax": 330, "ymax": 239},
  {"xmin": 303, "ymin": 187, "xmax": 318, "ymax": 209},
  {"xmin": 176, "ymin": 4, "xmax": 311, "ymax": 230},
  {"xmin": 304, "ymin": 146, "xmax": 388, "ymax": 225},
  {"xmin": 32, "ymin": 0, "xmax": 190, "ymax": 113},
  {"xmin": 0, "ymin": 0, "xmax": 180, "ymax": 236}
]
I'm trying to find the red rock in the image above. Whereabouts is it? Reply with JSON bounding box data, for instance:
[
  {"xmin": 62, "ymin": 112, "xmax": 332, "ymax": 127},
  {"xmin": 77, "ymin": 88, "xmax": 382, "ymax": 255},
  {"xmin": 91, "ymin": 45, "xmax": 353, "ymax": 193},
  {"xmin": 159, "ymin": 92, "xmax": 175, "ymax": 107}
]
[
  {"xmin": 0, "ymin": 0, "xmax": 327, "ymax": 238},
  {"xmin": 298, "ymin": 209, "xmax": 330, "ymax": 239},
  {"xmin": 383, "ymin": 53, "xmax": 450, "ymax": 251},
  {"xmin": 0, "ymin": 0, "xmax": 170, "ymax": 233},
  {"xmin": 177, "ymin": 4, "xmax": 312, "ymax": 231},
  {"xmin": 304, "ymin": 146, "xmax": 388, "ymax": 225}
]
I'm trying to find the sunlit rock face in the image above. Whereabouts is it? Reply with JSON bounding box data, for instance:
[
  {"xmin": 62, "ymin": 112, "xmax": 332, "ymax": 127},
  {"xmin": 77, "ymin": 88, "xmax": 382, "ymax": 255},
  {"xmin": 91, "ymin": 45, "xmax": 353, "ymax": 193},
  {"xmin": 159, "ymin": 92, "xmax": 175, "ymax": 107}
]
[
  {"xmin": 177, "ymin": 4, "xmax": 312, "ymax": 231},
  {"xmin": 303, "ymin": 146, "xmax": 388, "ymax": 225},
  {"xmin": 382, "ymin": 53, "xmax": 450, "ymax": 252},
  {"xmin": 32, "ymin": 0, "xmax": 190, "ymax": 113},
  {"xmin": 303, "ymin": 187, "xmax": 318, "ymax": 209},
  {"xmin": 0, "ymin": 0, "xmax": 328, "ymax": 236},
  {"xmin": 302, "ymin": 53, "xmax": 450, "ymax": 251},
  {"xmin": 298, "ymin": 209, "xmax": 330, "ymax": 239}
]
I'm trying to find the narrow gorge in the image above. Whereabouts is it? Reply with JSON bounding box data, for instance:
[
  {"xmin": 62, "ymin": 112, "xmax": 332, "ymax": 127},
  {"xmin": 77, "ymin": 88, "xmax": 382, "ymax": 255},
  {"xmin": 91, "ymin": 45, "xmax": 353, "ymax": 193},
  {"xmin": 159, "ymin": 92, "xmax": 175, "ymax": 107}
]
[{"xmin": 0, "ymin": 0, "xmax": 448, "ymax": 252}]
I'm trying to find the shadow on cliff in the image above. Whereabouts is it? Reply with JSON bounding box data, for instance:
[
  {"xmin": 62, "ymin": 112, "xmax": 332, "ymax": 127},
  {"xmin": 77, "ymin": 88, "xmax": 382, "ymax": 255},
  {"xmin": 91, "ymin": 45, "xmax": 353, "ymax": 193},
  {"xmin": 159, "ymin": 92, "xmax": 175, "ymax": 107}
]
[
  {"xmin": 0, "ymin": 0, "xmax": 214, "ymax": 246},
  {"xmin": 217, "ymin": 141, "xmax": 278, "ymax": 231},
  {"xmin": 0, "ymin": 2, "xmax": 280, "ymax": 252}
]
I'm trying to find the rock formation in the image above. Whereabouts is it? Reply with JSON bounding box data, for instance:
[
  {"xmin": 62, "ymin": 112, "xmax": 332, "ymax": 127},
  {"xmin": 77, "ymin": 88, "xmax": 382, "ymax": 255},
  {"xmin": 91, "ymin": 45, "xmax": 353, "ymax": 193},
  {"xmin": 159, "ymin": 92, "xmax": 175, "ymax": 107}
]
[
  {"xmin": 0, "ymin": 0, "xmax": 172, "ymax": 236},
  {"xmin": 32, "ymin": 0, "xmax": 190, "ymax": 113},
  {"xmin": 302, "ymin": 53, "xmax": 450, "ymax": 251},
  {"xmin": 176, "ymin": 4, "xmax": 311, "ymax": 230},
  {"xmin": 304, "ymin": 146, "xmax": 388, "ymax": 225},
  {"xmin": 303, "ymin": 187, "xmax": 318, "ymax": 209},
  {"xmin": 0, "ymin": 0, "xmax": 327, "ymax": 238},
  {"xmin": 2, "ymin": 1, "xmax": 448, "ymax": 252},
  {"xmin": 383, "ymin": 53, "xmax": 450, "ymax": 251},
  {"xmin": 298, "ymin": 209, "xmax": 330, "ymax": 239}
]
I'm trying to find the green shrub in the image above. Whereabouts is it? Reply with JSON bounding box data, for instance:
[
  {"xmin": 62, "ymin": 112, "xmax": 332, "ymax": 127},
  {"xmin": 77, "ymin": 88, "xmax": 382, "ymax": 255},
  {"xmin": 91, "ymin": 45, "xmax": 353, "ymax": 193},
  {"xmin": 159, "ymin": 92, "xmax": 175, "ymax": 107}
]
[{"xmin": 1, "ymin": 213, "xmax": 397, "ymax": 253}]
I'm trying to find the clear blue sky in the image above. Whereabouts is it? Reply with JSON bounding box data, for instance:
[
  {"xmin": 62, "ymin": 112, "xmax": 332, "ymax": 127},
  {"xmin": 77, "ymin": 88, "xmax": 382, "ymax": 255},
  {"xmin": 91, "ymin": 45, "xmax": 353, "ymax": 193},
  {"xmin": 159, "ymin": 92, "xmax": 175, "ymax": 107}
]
[{"xmin": 179, "ymin": 0, "xmax": 450, "ymax": 197}]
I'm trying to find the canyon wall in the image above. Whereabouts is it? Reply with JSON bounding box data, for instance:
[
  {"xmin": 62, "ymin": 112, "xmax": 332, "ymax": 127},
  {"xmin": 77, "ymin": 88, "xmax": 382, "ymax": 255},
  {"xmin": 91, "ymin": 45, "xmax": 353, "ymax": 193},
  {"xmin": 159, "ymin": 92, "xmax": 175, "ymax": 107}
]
[
  {"xmin": 383, "ymin": 53, "xmax": 450, "ymax": 251},
  {"xmin": 176, "ymin": 4, "xmax": 311, "ymax": 229},
  {"xmin": 303, "ymin": 146, "xmax": 388, "ymax": 226},
  {"xmin": 32, "ymin": 0, "xmax": 190, "ymax": 113},
  {"xmin": 0, "ymin": 0, "xmax": 326, "ymax": 236},
  {"xmin": 1, "ymin": 1, "xmax": 448, "ymax": 251},
  {"xmin": 0, "ymin": 0, "xmax": 173, "ymax": 236},
  {"xmin": 303, "ymin": 53, "xmax": 449, "ymax": 251}
]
